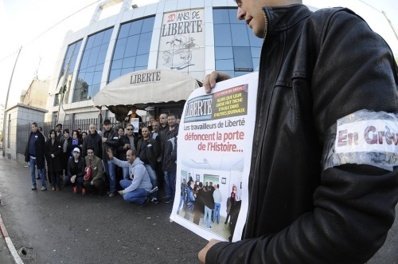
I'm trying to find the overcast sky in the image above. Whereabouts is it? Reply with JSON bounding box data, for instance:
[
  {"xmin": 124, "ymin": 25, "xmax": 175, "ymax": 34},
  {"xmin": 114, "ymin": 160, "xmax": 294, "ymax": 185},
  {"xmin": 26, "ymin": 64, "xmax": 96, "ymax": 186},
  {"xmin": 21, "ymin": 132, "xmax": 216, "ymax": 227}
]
[{"xmin": 0, "ymin": 0, "xmax": 397, "ymax": 108}]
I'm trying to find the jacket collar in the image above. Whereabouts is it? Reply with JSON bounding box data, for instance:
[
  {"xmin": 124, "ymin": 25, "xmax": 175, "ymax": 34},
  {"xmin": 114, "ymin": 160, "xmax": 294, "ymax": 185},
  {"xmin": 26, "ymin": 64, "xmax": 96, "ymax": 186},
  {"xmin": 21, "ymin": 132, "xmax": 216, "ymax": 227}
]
[{"xmin": 263, "ymin": 4, "xmax": 311, "ymax": 36}]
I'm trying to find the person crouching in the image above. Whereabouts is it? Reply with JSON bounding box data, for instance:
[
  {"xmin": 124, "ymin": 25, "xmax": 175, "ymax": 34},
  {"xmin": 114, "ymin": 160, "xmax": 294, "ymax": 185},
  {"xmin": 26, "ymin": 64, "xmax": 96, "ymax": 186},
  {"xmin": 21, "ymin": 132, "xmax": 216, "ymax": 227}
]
[
  {"xmin": 67, "ymin": 147, "xmax": 85, "ymax": 194},
  {"xmin": 83, "ymin": 147, "xmax": 105, "ymax": 195},
  {"xmin": 107, "ymin": 148, "xmax": 152, "ymax": 205}
]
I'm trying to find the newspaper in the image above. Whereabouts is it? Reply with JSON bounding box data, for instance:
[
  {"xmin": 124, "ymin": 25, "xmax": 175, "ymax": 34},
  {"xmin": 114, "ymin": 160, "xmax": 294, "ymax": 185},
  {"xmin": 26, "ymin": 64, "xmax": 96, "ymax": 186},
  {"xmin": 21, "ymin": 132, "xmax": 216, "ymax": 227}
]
[{"xmin": 170, "ymin": 72, "xmax": 258, "ymax": 242}]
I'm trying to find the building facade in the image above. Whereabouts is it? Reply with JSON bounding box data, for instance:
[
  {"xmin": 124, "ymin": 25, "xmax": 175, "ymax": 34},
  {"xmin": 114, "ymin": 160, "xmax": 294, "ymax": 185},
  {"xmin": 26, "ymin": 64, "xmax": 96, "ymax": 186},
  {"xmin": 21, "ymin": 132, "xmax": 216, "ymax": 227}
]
[{"xmin": 47, "ymin": 0, "xmax": 263, "ymax": 123}]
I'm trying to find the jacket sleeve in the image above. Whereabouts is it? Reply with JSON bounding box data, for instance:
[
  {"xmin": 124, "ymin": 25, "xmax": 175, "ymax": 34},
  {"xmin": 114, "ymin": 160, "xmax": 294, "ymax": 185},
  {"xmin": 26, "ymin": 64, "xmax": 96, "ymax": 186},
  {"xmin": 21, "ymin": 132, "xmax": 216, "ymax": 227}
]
[
  {"xmin": 77, "ymin": 159, "xmax": 85, "ymax": 178},
  {"xmin": 123, "ymin": 164, "xmax": 146, "ymax": 193},
  {"xmin": 206, "ymin": 9, "xmax": 398, "ymax": 264},
  {"xmin": 92, "ymin": 158, "xmax": 104, "ymax": 182},
  {"xmin": 111, "ymin": 156, "xmax": 130, "ymax": 168}
]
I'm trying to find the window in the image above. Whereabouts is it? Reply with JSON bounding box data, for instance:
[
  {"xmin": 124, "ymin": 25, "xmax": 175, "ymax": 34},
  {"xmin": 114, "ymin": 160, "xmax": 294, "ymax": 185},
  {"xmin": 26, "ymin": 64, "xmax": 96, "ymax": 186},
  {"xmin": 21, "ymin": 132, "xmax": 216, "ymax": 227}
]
[
  {"xmin": 54, "ymin": 40, "xmax": 82, "ymax": 106},
  {"xmin": 213, "ymin": 8, "xmax": 262, "ymax": 77},
  {"xmin": 108, "ymin": 16, "xmax": 155, "ymax": 83},
  {"xmin": 73, "ymin": 28, "xmax": 113, "ymax": 102}
]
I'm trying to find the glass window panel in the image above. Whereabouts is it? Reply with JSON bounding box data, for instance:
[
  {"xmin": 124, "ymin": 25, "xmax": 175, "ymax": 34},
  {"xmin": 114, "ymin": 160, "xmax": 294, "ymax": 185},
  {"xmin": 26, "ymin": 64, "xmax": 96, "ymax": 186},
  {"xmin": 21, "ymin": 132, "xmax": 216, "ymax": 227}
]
[
  {"xmin": 215, "ymin": 59, "xmax": 234, "ymax": 71},
  {"xmin": 102, "ymin": 28, "xmax": 113, "ymax": 44},
  {"xmin": 88, "ymin": 48, "xmax": 99, "ymax": 66},
  {"xmin": 122, "ymin": 56, "xmax": 135, "ymax": 68},
  {"xmin": 88, "ymin": 83, "xmax": 100, "ymax": 99},
  {"xmin": 228, "ymin": 9, "xmax": 239, "ymax": 24},
  {"xmin": 135, "ymin": 54, "xmax": 148, "ymax": 67},
  {"xmin": 249, "ymin": 32, "xmax": 263, "ymax": 47},
  {"xmin": 108, "ymin": 69, "xmax": 121, "ymax": 82},
  {"xmin": 98, "ymin": 45, "xmax": 108, "ymax": 60},
  {"xmin": 85, "ymin": 37, "xmax": 94, "ymax": 49},
  {"xmin": 134, "ymin": 66, "xmax": 146, "ymax": 71},
  {"xmin": 129, "ymin": 19, "xmax": 143, "ymax": 35},
  {"xmin": 121, "ymin": 67, "xmax": 134, "ymax": 75},
  {"xmin": 214, "ymin": 24, "xmax": 232, "ymax": 46},
  {"xmin": 95, "ymin": 63, "xmax": 104, "ymax": 72},
  {"xmin": 253, "ymin": 58, "xmax": 260, "ymax": 71},
  {"xmin": 58, "ymin": 40, "xmax": 82, "ymax": 82},
  {"xmin": 77, "ymin": 72, "xmax": 86, "ymax": 83},
  {"xmin": 251, "ymin": 47, "xmax": 261, "ymax": 58},
  {"xmin": 137, "ymin": 32, "xmax": 151, "ymax": 55},
  {"xmin": 79, "ymin": 53, "xmax": 89, "ymax": 69},
  {"xmin": 213, "ymin": 9, "xmax": 229, "ymax": 24},
  {"xmin": 113, "ymin": 38, "xmax": 127, "ymax": 60},
  {"xmin": 215, "ymin": 47, "xmax": 233, "ymax": 60},
  {"xmin": 112, "ymin": 59, "xmax": 123, "ymax": 69},
  {"xmin": 86, "ymin": 66, "xmax": 95, "ymax": 74},
  {"xmin": 124, "ymin": 35, "xmax": 139, "ymax": 57},
  {"xmin": 141, "ymin": 17, "xmax": 155, "ymax": 33},
  {"xmin": 93, "ymin": 33, "xmax": 103, "ymax": 47},
  {"xmin": 233, "ymin": 46, "xmax": 253, "ymax": 71},
  {"xmin": 234, "ymin": 71, "xmax": 250, "ymax": 77},
  {"xmin": 92, "ymin": 71, "xmax": 102, "ymax": 85},
  {"xmin": 84, "ymin": 72, "xmax": 94, "ymax": 85},
  {"xmin": 223, "ymin": 71, "xmax": 235, "ymax": 78},
  {"xmin": 231, "ymin": 24, "xmax": 250, "ymax": 46},
  {"xmin": 118, "ymin": 23, "xmax": 130, "ymax": 39}
]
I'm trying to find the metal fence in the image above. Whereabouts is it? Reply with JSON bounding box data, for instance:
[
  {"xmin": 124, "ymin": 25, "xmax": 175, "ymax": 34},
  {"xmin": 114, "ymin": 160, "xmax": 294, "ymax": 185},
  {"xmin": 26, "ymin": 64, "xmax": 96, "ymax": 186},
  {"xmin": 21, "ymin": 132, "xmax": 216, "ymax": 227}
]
[{"xmin": 16, "ymin": 117, "xmax": 119, "ymax": 155}]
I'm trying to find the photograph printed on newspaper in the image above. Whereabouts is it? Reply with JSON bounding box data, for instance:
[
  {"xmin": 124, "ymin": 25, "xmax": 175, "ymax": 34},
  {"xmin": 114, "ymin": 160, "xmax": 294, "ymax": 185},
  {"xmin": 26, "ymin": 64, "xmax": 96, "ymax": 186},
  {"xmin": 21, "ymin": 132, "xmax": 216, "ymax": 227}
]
[{"xmin": 170, "ymin": 72, "xmax": 258, "ymax": 242}]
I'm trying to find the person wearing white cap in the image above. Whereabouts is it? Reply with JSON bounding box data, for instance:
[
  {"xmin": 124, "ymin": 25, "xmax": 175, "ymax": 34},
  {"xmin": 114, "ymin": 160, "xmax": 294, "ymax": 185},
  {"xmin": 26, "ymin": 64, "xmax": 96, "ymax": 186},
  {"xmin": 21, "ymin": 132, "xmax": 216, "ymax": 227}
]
[{"xmin": 66, "ymin": 147, "xmax": 86, "ymax": 194}]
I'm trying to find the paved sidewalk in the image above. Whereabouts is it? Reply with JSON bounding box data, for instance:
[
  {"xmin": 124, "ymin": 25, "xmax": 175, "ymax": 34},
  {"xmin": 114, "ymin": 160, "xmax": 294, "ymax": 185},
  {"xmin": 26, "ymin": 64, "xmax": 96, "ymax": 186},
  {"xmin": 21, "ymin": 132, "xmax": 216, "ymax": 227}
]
[{"xmin": 0, "ymin": 231, "xmax": 14, "ymax": 264}]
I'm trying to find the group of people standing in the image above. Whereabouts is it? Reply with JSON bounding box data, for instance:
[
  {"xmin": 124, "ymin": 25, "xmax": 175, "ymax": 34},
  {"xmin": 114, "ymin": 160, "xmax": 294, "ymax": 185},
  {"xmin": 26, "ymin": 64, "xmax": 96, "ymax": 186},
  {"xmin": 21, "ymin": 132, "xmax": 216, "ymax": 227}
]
[
  {"xmin": 24, "ymin": 110, "xmax": 180, "ymax": 206},
  {"xmin": 177, "ymin": 178, "xmax": 241, "ymax": 240}
]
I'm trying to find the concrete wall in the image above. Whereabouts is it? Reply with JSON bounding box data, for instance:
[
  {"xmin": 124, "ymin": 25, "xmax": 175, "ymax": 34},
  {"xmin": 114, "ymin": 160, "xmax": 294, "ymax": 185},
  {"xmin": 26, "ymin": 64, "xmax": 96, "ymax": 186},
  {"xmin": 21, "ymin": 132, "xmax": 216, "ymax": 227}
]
[{"xmin": 4, "ymin": 104, "xmax": 47, "ymax": 162}]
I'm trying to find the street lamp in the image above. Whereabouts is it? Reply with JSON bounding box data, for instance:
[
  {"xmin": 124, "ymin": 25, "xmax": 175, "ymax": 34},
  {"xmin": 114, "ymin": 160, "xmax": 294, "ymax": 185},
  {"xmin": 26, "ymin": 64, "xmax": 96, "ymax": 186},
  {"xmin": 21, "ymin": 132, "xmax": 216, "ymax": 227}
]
[{"xmin": 2, "ymin": 46, "xmax": 22, "ymax": 157}]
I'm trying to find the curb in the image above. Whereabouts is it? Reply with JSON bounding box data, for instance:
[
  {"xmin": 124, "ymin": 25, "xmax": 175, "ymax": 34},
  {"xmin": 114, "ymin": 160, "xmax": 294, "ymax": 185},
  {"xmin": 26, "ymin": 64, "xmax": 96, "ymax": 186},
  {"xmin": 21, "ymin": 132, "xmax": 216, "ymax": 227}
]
[{"xmin": 0, "ymin": 213, "xmax": 24, "ymax": 264}]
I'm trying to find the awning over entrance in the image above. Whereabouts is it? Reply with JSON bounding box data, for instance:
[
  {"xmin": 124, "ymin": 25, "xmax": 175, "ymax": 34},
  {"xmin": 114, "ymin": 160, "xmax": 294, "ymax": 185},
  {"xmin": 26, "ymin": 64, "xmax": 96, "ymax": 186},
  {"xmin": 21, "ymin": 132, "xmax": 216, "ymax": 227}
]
[{"xmin": 93, "ymin": 69, "xmax": 201, "ymax": 121}]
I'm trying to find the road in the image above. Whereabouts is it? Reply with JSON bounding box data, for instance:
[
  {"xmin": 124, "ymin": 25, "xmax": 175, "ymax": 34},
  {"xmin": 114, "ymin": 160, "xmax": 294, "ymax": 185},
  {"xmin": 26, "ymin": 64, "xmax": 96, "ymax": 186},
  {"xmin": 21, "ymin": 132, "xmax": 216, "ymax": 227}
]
[
  {"xmin": 0, "ymin": 156, "xmax": 396, "ymax": 263},
  {"xmin": 0, "ymin": 157, "xmax": 206, "ymax": 264}
]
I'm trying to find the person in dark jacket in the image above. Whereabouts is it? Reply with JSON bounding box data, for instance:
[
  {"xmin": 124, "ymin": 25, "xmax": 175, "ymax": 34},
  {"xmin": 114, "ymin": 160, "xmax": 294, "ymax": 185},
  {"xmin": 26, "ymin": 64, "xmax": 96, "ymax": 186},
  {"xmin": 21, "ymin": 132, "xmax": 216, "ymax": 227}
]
[
  {"xmin": 137, "ymin": 126, "xmax": 160, "ymax": 203},
  {"xmin": 102, "ymin": 119, "xmax": 119, "ymax": 197},
  {"xmin": 45, "ymin": 129, "xmax": 63, "ymax": 191},
  {"xmin": 60, "ymin": 129, "xmax": 73, "ymax": 176},
  {"xmin": 25, "ymin": 122, "xmax": 47, "ymax": 191},
  {"xmin": 67, "ymin": 147, "xmax": 85, "ymax": 194},
  {"xmin": 202, "ymin": 186, "xmax": 215, "ymax": 229},
  {"xmin": 199, "ymin": 1, "xmax": 398, "ymax": 263},
  {"xmin": 82, "ymin": 124, "xmax": 102, "ymax": 158},
  {"xmin": 162, "ymin": 114, "xmax": 178, "ymax": 203},
  {"xmin": 116, "ymin": 126, "xmax": 130, "ymax": 180}
]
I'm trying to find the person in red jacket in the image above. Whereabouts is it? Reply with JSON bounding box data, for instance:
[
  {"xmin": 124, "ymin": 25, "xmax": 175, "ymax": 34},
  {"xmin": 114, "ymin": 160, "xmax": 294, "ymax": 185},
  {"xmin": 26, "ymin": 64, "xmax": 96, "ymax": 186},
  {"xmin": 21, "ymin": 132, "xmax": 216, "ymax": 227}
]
[{"xmin": 199, "ymin": 0, "xmax": 398, "ymax": 263}]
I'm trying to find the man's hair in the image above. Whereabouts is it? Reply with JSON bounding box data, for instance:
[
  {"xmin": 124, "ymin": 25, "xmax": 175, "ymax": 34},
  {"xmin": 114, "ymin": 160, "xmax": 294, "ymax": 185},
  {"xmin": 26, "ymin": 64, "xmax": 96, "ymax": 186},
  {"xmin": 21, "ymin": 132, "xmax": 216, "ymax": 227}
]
[
  {"xmin": 32, "ymin": 122, "xmax": 38, "ymax": 127},
  {"xmin": 126, "ymin": 124, "xmax": 134, "ymax": 129},
  {"xmin": 55, "ymin": 123, "xmax": 62, "ymax": 128},
  {"xmin": 126, "ymin": 149, "xmax": 136, "ymax": 156},
  {"xmin": 168, "ymin": 113, "xmax": 176, "ymax": 118},
  {"xmin": 160, "ymin": 113, "xmax": 168, "ymax": 117},
  {"xmin": 63, "ymin": 129, "xmax": 70, "ymax": 134},
  {"xmin": 86, "ymin": 146, "xmax": 94, "ymax": 151},
  {"xmin": 103, "ymin": 119, "xmax": 111, "ymax": 125}
]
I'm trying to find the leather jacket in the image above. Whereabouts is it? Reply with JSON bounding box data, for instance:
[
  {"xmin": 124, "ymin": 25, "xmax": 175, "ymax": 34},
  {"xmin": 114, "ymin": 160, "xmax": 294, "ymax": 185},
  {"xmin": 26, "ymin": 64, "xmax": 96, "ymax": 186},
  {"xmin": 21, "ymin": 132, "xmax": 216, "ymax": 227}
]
[{"xmin": 207, "ymin": 5, "xmax": 398, "ymax": 264}]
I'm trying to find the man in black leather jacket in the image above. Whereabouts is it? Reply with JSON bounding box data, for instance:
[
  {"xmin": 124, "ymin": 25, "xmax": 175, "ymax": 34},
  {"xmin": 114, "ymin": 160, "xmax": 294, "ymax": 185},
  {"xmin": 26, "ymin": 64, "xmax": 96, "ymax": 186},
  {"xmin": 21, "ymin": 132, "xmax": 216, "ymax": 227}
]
[{"xmin": 199, "ymin": 0, "xmax": 398, "ymax": 263}]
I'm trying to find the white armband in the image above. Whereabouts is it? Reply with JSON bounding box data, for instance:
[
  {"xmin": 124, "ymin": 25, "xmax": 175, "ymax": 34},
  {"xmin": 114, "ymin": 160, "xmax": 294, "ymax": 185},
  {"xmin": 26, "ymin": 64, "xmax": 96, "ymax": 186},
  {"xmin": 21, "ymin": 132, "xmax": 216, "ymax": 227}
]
[{"xmin": 322, "ymin": 110, "xmax": 398, "ymax": 171}]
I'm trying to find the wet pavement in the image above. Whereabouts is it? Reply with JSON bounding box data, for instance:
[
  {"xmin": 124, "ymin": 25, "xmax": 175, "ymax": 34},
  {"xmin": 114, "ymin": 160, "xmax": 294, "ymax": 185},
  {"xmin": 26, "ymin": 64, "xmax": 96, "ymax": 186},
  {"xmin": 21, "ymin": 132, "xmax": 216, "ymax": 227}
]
[
  {"xmin": 0, "ymin": 156, "xmax": 397, "ymax": 263},
  {"xmin": 0, "ymin": 157, "xmax": 206, "ymax": 264}
]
